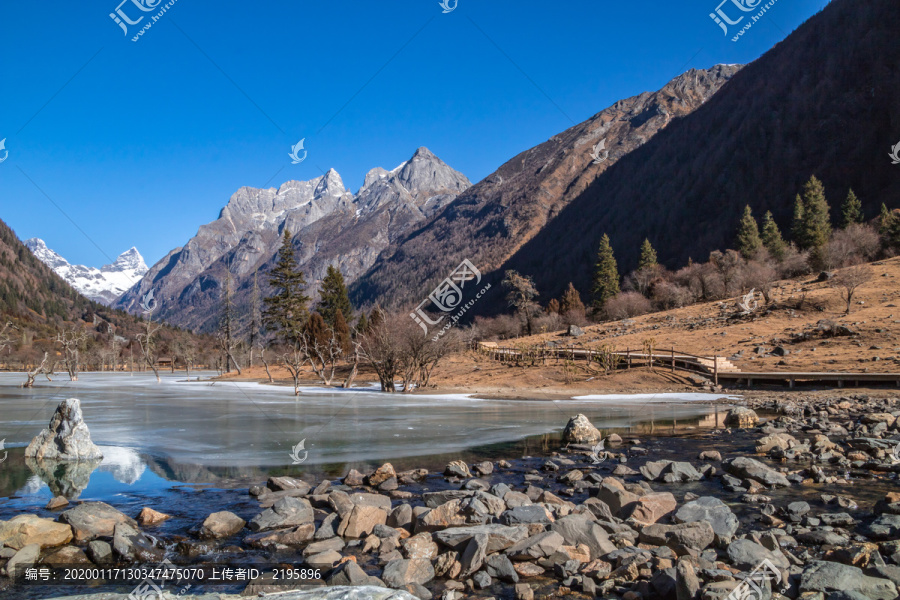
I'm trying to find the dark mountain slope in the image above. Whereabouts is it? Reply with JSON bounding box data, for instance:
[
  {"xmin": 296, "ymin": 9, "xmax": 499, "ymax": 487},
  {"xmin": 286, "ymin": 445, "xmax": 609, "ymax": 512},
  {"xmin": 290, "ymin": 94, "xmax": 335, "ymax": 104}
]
[
  {"xmin": 351, "ymin": 65, "xmax": 741, "ymax": 309},
  {"xmin": 502, "ymin": 0, "xmax": 900, "ymax": 304}
]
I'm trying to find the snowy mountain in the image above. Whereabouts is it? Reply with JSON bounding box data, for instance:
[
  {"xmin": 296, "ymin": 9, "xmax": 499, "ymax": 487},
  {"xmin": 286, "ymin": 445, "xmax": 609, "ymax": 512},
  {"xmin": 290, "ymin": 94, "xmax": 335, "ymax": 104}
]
[{"xmin": 25, "ymin": 238, "xmax": 148, "ymax": 305}]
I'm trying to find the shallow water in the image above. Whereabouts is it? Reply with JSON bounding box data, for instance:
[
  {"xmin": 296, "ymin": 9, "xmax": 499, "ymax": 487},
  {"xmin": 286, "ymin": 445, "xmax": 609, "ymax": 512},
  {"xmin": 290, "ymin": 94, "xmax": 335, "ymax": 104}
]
[{"xmin": 0, "ymin": 371, "xmax": 732, "ymax": 504}]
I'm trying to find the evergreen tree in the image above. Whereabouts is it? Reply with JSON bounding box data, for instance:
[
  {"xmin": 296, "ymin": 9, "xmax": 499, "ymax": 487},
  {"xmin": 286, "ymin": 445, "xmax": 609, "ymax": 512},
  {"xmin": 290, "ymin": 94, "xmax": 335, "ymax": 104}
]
[
  {"xmin": 356, "ymin": 312, "xmax": 369, "ymax": 336},
  {"xmin": 799, "ymin": 175, "xmax": 832, "ymax": 250},
  {"xmin": 263, "ymin": 229, "xmax": 310, "ymax": 345},
  {"xmin": 318, "ymin": 265, "xmax": 353, "ymax": 329},
  {"xmin": 369, "ymin": 305, "xmax": 385, "ymax": 331},
  {"xmin": 591, "ymin": 234, "xmax": 620, "ymax": 309},
  {"xmin": 559, "ymin": 282, "xmax": 585, "ymax": 315},
  {"xmin": 334, "ymin": 309, "xmax": 351, "ymax": 352},
  {"xmin": 546, "ymin": 299, "xmax": 560, "ymax": 315},
  {"xmin": 736, "ymin": 205, "xmax": 762, "ymax": 259},
  {"xmin": 880, "ymin": 203, "xmax": 900, "ymax": 251},
  {"xmin": 841, "ymin": 189, "xmax": 863, "ymax": 228},
  {"xmin": 792, "ymin": 194, "xmax": 807, "ymax": 248},
  {"xmin": 760, "ymin": 211, "xmax": 787, "ymax": 261},
  {"xmin": 637, "ymin": 239, "xmax": 658, "ymax": 271}
]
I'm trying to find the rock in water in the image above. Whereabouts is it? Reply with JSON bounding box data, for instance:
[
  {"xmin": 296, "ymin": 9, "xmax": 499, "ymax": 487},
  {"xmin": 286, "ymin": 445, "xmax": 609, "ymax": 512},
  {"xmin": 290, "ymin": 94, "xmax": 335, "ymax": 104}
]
[
  {"xmin": 25, "ymin": 399, "xmax": 103, "ymax": 461},
  {"xmin": 563, "ymin": 414, "xmax": 602, "ymax": 443},
  {"xmin": 724, "ymin": 407, "xmax": 759, "ymax": 429}
]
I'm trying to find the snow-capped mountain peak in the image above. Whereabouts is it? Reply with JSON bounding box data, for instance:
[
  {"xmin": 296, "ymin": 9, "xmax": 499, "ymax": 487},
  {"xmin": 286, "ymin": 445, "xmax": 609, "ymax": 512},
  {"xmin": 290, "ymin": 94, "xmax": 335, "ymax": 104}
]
[{"xmin": 25, "ymin": 238, "xmax": 149, "ymax": 306}]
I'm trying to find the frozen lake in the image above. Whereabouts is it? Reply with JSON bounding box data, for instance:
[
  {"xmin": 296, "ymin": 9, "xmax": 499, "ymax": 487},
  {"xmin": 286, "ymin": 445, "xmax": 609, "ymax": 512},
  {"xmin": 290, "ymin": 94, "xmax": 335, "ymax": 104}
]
[{"xmin": 0, "ymin": 372, "xmax": 734, "ymax": 502}]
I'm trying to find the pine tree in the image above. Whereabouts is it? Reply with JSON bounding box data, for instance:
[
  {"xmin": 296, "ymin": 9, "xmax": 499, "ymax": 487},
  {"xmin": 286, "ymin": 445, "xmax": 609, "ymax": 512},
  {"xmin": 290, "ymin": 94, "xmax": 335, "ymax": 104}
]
[
  {"xmin": 369, "ymin": 305, "xmax": 385, "ymax": 331},
  {"xmin": 792, "ymin": 194, "xmax": 807, "ymax": 248},
  {"xmin": 559, "ymin": 282, "xmax": 585, "ymax": 315},
  {"xmin": 637, "ymin": 239, "xmax": 658, "ymax": 271},
  {"xmin": 356, "ymin": 312, "xmax": 369, "ymax": 336},
  {"xmin": 546, "ymin": 299, "xmax": 560, "ymax": 315},
  {"xmin": 736, "ymin": 205, "xmax": 762, "ymax": 259},
  {"xmin": 841, "ymin": 189, "xmax": 863, "ymax": 228},
  {"xmin": 334, "ymin": 309, "xmax": 351, "ymax": 352},
  {"xmin": 318, "ymin": 265, "xmax": 353, "ymax": 329},
  {"xmin": 880, "ymin": 203, "xmax": 900, "ymax": 251},
  {"xmin": 591, "ymin": 234, "xmax": 620, "ymax": 309},
  {"xmin": 263, "ymin": 229, "xmax": 310, "ymax": 345},
  {"xmin": 800, "ymin": 175, "xmax": 832, "ymax": 250},
  {"xmin": 760, "ymin": 211, "xmax": 787, "ymax": 261}
]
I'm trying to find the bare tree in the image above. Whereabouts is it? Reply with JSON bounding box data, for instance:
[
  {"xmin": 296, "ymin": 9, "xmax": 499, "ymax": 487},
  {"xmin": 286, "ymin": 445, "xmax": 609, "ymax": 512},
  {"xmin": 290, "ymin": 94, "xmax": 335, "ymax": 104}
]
[
  {"xmin": 217, "ymin": 274, "xmax": 243, "ymax": 375},
  {"xmin": 399, "ymin": 324, "xmax": 458, "ymax": 391},
  {"xmin": 360, "ymin": 315, "xmax": 403, "ymax": 392},
  {"xmin": 832, "ymin": 265, "xmax": 872, "ymax": 313},
  {"xmin": 56, "ymin": 328, "xmax": 88, "ymax": 381},
  {"xmin": 136, "ymin": 319, "xmax": 162, "ymax": 382},
  {"xmin": 342, "ymin": 339, "xmax": 362, "ymax": 389},
  {"xmin": 173, "ymin": 336, "xmax": 198, "ymax": 378},
  {"xmin": 300, "ymin": 328, "xmax": 343, "ymax": 386},
  {"xmin": 280, "ymin": 348, "xmax": 306, "ymax": 396},
  {"xmin": 23, "ymin": 352, "xmax": 49, "ymax": 388}
]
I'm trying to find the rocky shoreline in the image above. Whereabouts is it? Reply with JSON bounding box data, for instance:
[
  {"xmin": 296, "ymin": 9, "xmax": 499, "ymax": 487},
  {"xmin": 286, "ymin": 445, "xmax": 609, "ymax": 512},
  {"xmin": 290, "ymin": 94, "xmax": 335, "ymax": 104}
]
[{"xmin": 1, "ymin": 394, "xmax": 899, "ymax": 600}]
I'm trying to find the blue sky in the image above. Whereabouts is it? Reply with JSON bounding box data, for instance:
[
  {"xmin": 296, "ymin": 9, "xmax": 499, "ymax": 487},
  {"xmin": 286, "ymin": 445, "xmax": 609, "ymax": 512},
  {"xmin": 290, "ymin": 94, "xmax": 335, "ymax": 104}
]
[{"xmin": 0, "ymin": 0, "xmax": 828, "ymax": 268}]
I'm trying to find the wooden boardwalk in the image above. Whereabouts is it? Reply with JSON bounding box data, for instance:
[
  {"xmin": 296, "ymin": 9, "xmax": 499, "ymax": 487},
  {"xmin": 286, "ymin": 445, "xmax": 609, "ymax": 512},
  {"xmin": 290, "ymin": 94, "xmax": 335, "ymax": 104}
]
[{"xmin": 475, "ymin": 342, "xmax": 900, "ymax": 389}]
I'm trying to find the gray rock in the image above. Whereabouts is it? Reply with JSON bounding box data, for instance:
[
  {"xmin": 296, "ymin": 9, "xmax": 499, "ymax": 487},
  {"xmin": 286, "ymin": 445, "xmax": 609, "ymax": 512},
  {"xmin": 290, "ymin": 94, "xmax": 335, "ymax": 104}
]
[
  {"xmin": 433, "ymin": 524, "xmax": 528, "ymax": 553},
  {"xmin": 199, "ymin": 511, "xmax": 246, "ymax": 539},
  {"xmin": 460, "ymin": 533, "xmax": 489, "ymax": 576},
  {"xmin": 674, "ymin": 497, "xmax": 739, "ymax": 544},
  {"xmin": 676, "ymin": 558, "xmax": 700, "ymax": 600},
  {"xmin": 563, "ymin": 414, "xmax": 602, "ymax": 443},
  {"xmin": 249, "ymin": 496, "xmax": 314, "ymax": 532},
  {"xmin": 24, "ymin": 398, "xmax": 103, "ymax": 461},
  {"xmin": 505, "ymin": 531, "xmax": 565, "ymax": 560},
  {"xmin": 485, "ymin": 553, "xmax": 519, "ymax": 583},
  {"xmin": 443, "ymin": 460, "xmax": 472, "ymax": 479},
  {"xmin": 5, "ymin": 543, "xmax": 40, "ymax": 578},
  {"xmin": 327, "ymin": 560, "xmax": 375, "ymax": 587},
  {"xmin": 86, "ymin": 540, "xmax": 113, "ymax": 565},
  {"xmin": 500, "ymin": 505, "xmax": 553, "ymax": 526},
  {"xmin": 723, "ymin": 456, "xmax": 790, "ymax": 487},
  {"xmin": 867, "ymin": 514, "xmax": 900, "ymax": 540},
  {"xmin": 381, "ymin": 558, "xmax": 435, "ymax": 588},
  {"xmin": 726, "ymin": 539, "xmax": 789, "ymax": 571},
  {"xmin": 60, "ymin": 501, "xmax": 137, "ymax": 543},
  {"xmin": 112, "ymin": 523, "xmax": 164, "ymax": 562},
  {"xmin": 800, "ymin": 561, "xmax": 897, "ymax": 600},
  {"xmin": 549, "ymin": 514, "xmax": 616, "ymax": 559},
  {"xmin": 724, "ymin": 407, "xmax": 759, "ymax": 428},
  {"xmin": 640, "ymin": 460, "xmax": 703, "ymax": 483},
  {"xmin": 473, "ymin": 571, "xmax": 492, "ymax": 589},
  {"xmin": 639, "ymin": 521, "xmax": 715, "ymax": 551}
]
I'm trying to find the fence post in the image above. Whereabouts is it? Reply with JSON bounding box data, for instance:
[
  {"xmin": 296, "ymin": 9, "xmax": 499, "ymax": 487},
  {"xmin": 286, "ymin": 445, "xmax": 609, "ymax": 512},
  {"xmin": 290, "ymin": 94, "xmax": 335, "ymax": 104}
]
[
  {"xmin": 671, "ymin": 348, "xmax": 675, "ymax": 373},
  {"xmin": 714, "ymin": 354, "xmax": 719, "ymax": 386},
  {"xmin": 627, "ymin": 349, "xmax": 631, "ymax": 369}
]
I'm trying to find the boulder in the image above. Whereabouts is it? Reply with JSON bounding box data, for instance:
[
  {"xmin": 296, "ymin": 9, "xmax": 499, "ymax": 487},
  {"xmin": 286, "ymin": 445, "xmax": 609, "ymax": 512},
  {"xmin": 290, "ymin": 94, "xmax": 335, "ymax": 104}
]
[
  {"xmin": 460, "ymin": 533, "xmax": 489, "ymax": 576},
  {"xmin": 723, "ymin": 456, "xmax": 790, "ymax": 487},
  {"xmin": 433, "ymin": 524, "xmax": 528, "ymax": 553},
  {"xmin": 640, "ymin": 461, "xmax": 703, "ymax": 483},
  {"xmin": 755, "ymin": 432, "xmax": 798, "ymax": 453},
  {"xmin": 245, "ymin": 524, "xmax": 315, "ymax": 548},
  {"xmin": 339, "ymin": 505, "xmax": 388, "ymax": 539},
  {"xmin": 42, "ymin": 545, "xmax": 91, "ymax": 567},
  {"xmin": 563, "ymin": 414, "xmax": 602, "ymax": 443},
  {"xmin": 401, "ymin": 532, "xmax": 438, "ymax": 560},
  {"xmin": 381, "ymin": 558, "xmax": 435, "ymax": 588},
  {"xmin": 800, "ymin": 561, "xmax": 897, "ymax": 600},
  {"xmin": 199, "ymin": 511, "xmax": 246, "ymax": 539},
  {"xmin": 267, "ymin": 476, "xmax": 311, "ymax": 494},
  {"xmin": 624, "ymin": 492, "xmax": 677, "ymax": 525},
  {"xmin": 505, "ymin": 531, "xmax": 565, "ymax": 560},
  {"xmin": 500, "ymin": 505, "xmax": 554, "ymax": 526},
  {"xmin": 674, "ymin": 497, "xmax": 739, "ymax": 544},
  {"xmin": 549, "ymin": 514, "xmax": 616, "ymax": 559},
  {"xmin": 639, "ymin": 521, "xmax": 715, "ymax": 551},
  {"xmin": 5, "ymin": 543, "xmax": 40, "ymax": 578},
  {"xmin": 724, "ymin": 407, "xmax": 759, "ymax": 429},
  {"xmin": 327, "ymin": 560, "xmax": 376, "ymax": 587},
  {"xmin": 368, "ymin": 463, "xmax": 397, "ymax": 487},
  {"xmin": 137, "ymin": 507, "xmax": 171, "ymax": 527},
  {"xmin": 0, "ymin": 515, "xmax": 73, "ymax": 549},
  {"xmin": 112, "ymin": 522, "xmax": 164, "ymax": 562},
  {"xmin": 24, "ymin": 398, "xmax": 103, "ymax": 460},
  {"xmin": 726, "ymin": 539, "xmax": 790, "ymax": 571},
  {"xmin": 60, "ymin": 502, "xmax": 137, "ymax": 543},
  {"xmin": 249, "ymin": 497, "xmax": 314, "ymax": 532},
  {"xmin": 444, "ymin": 460, "xmax": 471, "ymax": 478}
]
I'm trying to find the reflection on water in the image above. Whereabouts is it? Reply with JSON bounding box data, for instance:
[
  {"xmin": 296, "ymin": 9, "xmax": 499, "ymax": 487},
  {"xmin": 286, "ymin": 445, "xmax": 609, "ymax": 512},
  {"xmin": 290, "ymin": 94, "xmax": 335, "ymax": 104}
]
[{"xmin": 0, "ymin": 372, "xmax": 735, "ymax": 503}]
